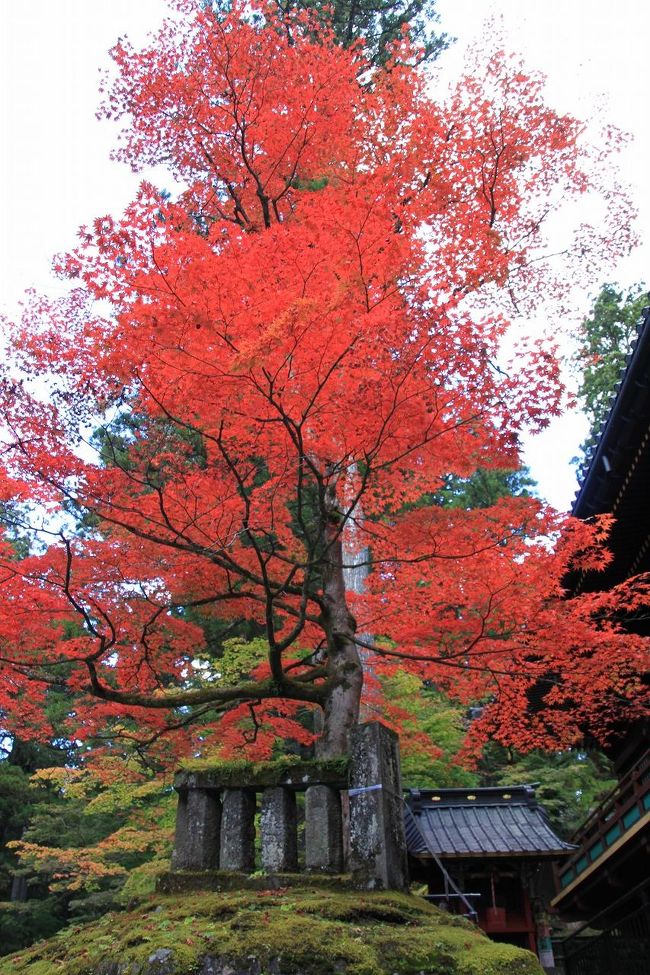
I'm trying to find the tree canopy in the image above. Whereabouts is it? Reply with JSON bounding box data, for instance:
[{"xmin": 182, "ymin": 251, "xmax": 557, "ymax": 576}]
[
  {"xmin": 0, "ymin": 1, "xmax": 646, "ymax": 763},
  {"xmin": 574, "ymin": 281, "xmax": 648, "ymax": 458},
  {"xmin": 266, "ymin": 0, "xmax": 449, "ymax": 65}
]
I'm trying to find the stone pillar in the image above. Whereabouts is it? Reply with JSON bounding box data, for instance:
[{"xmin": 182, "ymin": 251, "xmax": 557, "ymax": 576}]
[
  {"xmin": 220, "ymin": 788, "xmax": 257, "ymax": 871},
  {"xmin": 260, "ymin": 787, "xmax": 298, "ymax": 872},
  {"xmin": 305, "ymin": 785, "xmax": 344, "ymax": 873},
  {"xmin": 171, "ymin": 788, "xmax": 221, "ymax": 871},
  {"xmin": 349, "ymin": 721, "xmax": 409, "ymax": 891}
]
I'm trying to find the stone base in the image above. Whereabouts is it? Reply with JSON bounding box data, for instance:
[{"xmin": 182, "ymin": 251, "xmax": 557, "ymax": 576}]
[{"xmin": 156, "ymin": 870, "xmax": 354, "ymax": 895}]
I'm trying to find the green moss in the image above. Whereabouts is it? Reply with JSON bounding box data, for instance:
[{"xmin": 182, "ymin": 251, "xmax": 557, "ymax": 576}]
[
  {"xmin": 120, "ymin": 857, "xmax": 169, "ymax": 903},
  {"xmin": 2, "ymin": 887, "xmax": 543, "ymax": 975},
  {"xmin": 156, "ymin": 869, "xmax": 353, "ymax": 895},
  {"xmin": 177, "ymin": 755, "xmax": 350, "ymax": 789}
]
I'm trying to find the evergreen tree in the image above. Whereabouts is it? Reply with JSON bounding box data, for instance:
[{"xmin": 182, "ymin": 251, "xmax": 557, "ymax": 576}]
[
  {"xmin": 208, "ymin": 0, "xmax": 450, "ymax": 66},
  {"xmin": 435, "ymin": 467, "xmax": 536, "ymax": 510},
  {"xmin": 478, "ymin": 743, "xmax": 616, "ymax": 838},
  {"xmin": 575, "ymin": 282, "xmax": 648, "ymax": 459}
]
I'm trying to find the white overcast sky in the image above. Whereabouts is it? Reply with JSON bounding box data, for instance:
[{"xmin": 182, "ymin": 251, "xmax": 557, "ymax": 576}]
[{"xmin": 1, "ymin": 0, "xmax": 648, "ymax": 511}]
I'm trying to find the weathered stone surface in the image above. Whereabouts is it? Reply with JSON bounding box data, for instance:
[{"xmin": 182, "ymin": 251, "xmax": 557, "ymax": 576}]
[
  {"xmin": 175, "ymin": 757, "xmax": 349, "ymax": 793},
  {"xmin": 170, "ymin": 788, "xmax": 190, "ymax": 871},
  {"xmin": 96, "ymin": 950, "xmax": 175, "ymax": 975},
  {"xmin": 260, "ymin": 787, "xmax": 298, "ymax": 872},
  {"xmin": 200, "ymin": 958, "xmax": 263, "ymax": 975},
  {"xmin": 95, "ymin": 962, "xmax": 149, "ymax": 975},
  {"xmin": 220, "ymin": 788, "xmax": 257, "ymax": 871},
  {"xmin": 171, "ymin": 788, "xmax": 221, "ymax": 871},
  {"xmin": 145, "ymin": 948, "xmax": 175, "ymax": 974},
  {"xmin": 167, "ymin": 725, "xmax": 408, "ymax": 890},
  {"xmin": 304, "ymin": 785, "xmax": 343, "ymax": 872},
  {"xmin": 200, "ymin": 959, "xmax": 312, "ymax": 975},
  {"xmin": 156, "ymin": 870, "xmax": 352, "ymax": 895},
  {"xmin": 348, "ymin": 721, "xmax": 409, "ymax": 891}
]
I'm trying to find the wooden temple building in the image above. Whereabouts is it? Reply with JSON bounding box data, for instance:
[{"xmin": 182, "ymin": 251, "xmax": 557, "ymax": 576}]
[
  {"xmin": 404, "ymin": 785, "xmax": 573, "ymax": 960},
  {"xmin": 550, "ymin": 300, "xmax": 650, "ymax": 974}
]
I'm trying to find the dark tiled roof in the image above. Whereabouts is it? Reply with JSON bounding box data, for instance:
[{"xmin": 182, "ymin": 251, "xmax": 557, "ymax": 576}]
[{"xmin": 405, "ymin": 785, "xmax": 574, "ymax": 858}]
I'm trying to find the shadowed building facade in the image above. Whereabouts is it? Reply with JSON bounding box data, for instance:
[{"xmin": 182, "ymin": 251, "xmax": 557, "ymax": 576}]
[{"xmin": 552, "ymin": 301, "xmax": 650, "ymax": 975}]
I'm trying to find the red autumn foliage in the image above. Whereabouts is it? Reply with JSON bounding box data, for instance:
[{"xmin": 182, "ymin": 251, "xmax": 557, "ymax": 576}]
[{"xmin": 0, "ymin": 3, "xmax": 646, "ymax": 761}]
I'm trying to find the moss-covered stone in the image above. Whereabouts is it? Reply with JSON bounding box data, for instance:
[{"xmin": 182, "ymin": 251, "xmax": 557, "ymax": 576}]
[
  {"xmin": 176, "ymin": 757, "xmax": 350, "ymax": 792},
  {"xmin": 1, "ymin": 886, "xmax": 543, "ymax": 975},
  {"xmin": 156, "ymin": 870, "xmax": 354, "ymax": 895}
]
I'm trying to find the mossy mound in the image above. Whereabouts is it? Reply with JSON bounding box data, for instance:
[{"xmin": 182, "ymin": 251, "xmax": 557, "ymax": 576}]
[{"xmin": 2, "ymin": 886, "xmax": 543, "ymax": 975}]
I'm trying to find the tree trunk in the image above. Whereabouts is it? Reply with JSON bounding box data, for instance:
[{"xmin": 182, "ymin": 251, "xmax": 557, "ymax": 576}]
[
  {"xmin": 10, "ymin": 873, "xmax": 28, "ymax": 902},
  {"xmin": 316, "ymin": 503, "xmax": 363, "ymax": 758}
]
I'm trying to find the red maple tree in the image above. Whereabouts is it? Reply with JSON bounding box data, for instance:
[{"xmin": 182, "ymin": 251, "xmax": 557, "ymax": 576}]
[{"xmin": 0, "ymin": 3, "xmax": 646, "ymax": 761}]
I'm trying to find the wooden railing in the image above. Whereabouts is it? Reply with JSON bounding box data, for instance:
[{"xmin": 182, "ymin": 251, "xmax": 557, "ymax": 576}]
[
  {"xmin": 556, "ymin": 749, "xmax": 650, "ymax": 894},
  {"xmin": 557, "ymin": 883, "xmax": 650, "ymax": 975}
]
